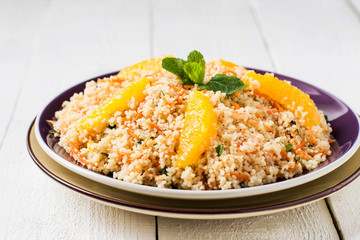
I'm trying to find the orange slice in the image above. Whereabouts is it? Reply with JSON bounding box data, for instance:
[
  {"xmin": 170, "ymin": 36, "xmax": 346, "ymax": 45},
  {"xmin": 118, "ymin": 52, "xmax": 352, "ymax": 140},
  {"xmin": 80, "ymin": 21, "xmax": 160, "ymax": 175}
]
[
  {"xmin": 77, "ymin": 77, "xmax": 150, "ymax": 133},
  {"xmin": 243, "ymin": 71, "xmax": 320, "ymax": 127},
  {"xmin": 176, "ymin": 91, "xmax": 217, "ymax": 168},
  {"xmin": 118, "ymin": 55, "xmax": 172, "ymax": 79}
]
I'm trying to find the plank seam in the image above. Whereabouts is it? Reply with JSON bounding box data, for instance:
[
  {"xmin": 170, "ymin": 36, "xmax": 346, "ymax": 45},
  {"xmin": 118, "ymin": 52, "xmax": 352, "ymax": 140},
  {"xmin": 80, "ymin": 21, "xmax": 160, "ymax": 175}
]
[
  {"xmin": 345, "ymin": 0, "xmax": 360, "ymax": 20},
  {"xmin": 325, "ymin": 198, "xmax": 343, "ymax": 240},
  {"xmin": 155, "ymin": 216, "xmax": 159, "ymax": 240},
  {"xmin": 0, "ymin": 88, "xmax": 22, "ymax": 151},
  {"xmin": 247, "ymin": 0, "xmax": 277, "ymax": 71}
]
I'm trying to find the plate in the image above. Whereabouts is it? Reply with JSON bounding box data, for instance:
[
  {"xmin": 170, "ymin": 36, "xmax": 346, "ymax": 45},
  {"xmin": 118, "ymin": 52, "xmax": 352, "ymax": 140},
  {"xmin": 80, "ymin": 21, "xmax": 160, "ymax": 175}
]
[
  {"xmin": 27, "ymin": 120, "xmax": 360, "ymax": 219},
  {"xmin": 34, "ymin": 69, "xmax": 360, "ymax": 199}
]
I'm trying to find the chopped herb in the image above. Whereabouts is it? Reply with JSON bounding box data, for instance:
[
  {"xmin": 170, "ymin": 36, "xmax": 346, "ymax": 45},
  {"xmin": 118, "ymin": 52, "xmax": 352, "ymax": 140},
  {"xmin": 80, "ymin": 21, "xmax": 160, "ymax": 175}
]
[
  {"xmin": 108, "ymin": 124, "xmax": 117, "ymax": 129},
  {"xmin": 295, "ymin": 157, "xmax": 301, "ymax": 162},
  {"xmin": 162, "ymin": 50, "xmax": 247, "ymax": 95},
  {"xmin": 50, "ymin": 128, "xmax": 58, "ymax": 133},
  {"xmin": 290, "ymin": 120, "xmax": 297, "ymax": 125},
  {"xmin": 100, "ymin": 152, "xmax": 109, "ymax": 158},
  {"xmin": 140, "ymin": 170, "xmax": 145, "ymax": 176},
  {"xmin": 240, "ymin": 182, "xmax": 246, "ymax": 188},
  {"xmin": 324, "ymin": 115, "xmax": 328, "ymax": 122},
  {"xmin": 138, "ymin": 138, "xmax": 144, "ymax": 144},
  {"xmin": 160, "ymin": 167, "xmax": 167, "ymax": 175},
  {"xmin": 216, "ymin": 144, "xmax": 224, "ymax": 156},
  {"xmin": 308, "ymin": 144, "xmax": 314, "ymax": 148},
  {"xmin": 285, "ymin": 143, "xmax": 293, "ymax": 152},
  {"xmin": 150, "ymin": 136, "xmax": 155, "ymax": 140},
  {"xmin": 153, "ymin": 143, "xmax": 158, "ymax": 146},
  {"xmin": 161, "ymin": 90, "xmax": 165, "ymax": 96}
]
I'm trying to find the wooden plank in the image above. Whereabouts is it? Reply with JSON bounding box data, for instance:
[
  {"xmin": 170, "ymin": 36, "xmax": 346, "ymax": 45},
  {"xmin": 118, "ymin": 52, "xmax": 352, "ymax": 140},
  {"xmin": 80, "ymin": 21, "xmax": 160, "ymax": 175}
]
[
  {"xmin": 251, "ymin": 0, "xmax": 360, "ymax": 238},
  {"xmin": 250, "ymin": 0, "xmax": 360, "ymax": 113},
  {"xmin": 349, "ymin": 0, "xmax": 360, "ymax": 16},
  {"xmin": 0, "ymin": 0, "xmax": 155, "ymax": 239},
  {"xmin": 153, "ymin": 0, "xmax": 338, "ymax": 238},
  {"xmin": 152, "ymin": 0, "xmax": 273, "ymax": 70},
  {"xmin": 327, "ymin": 178, "xmax": 360, "ymax": 239},
  {"xmin": 0, "ymin": 0, "xmax": 50, "ymax": 147},
  {"xmin": 158, "ymin": 202, "xmax": 338, "ymax": 240}
]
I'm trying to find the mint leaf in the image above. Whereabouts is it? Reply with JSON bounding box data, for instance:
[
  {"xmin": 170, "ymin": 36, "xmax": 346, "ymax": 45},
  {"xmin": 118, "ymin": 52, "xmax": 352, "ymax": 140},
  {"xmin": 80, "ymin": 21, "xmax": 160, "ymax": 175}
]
[
  {"xmin": 285, "ymin": 143, "xmax": 293, "ymax": 152},
  {"xmin": 187, "ymin": 50, "xmax": 206, "ymax": 66},
  {"xmin": 184, "ymin": 62, "xmax": 205, "ymax": 84},
  {"xmin": 199, "ymin": 74, "xmax": 247, "ymax": 95},
  {"xmin": 161, "ymin": 58, "xmax": 193, "ymax": 85},
  {"xmin": 216, "ymin": 144, "xmax": 224, "ymax": 156},
  {"xmin": 184, "ymin": 50, "xmax": 206, "ymax": 84}
]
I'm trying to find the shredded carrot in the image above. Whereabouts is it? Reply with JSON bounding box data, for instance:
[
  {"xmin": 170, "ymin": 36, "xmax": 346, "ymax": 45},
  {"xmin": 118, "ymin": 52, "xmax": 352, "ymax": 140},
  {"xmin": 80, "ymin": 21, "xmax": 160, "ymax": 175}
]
[
  {"xmin": 296, "ymin": 139, "xmax": 306, "ymax": 149},
  {"xmin": 289, "ymin": 163, "xmax": 299, "ymax": 173},
  {"xmin": 162, "ymin": 96, "xmax": 169, "ymax": 105},
  {"xmin": 255, "ymin": 112, "xmax": 264, "ymax": 120},
  {"xmin": 232, "ymin": 102, "xmax": 240, "ymax": 109},
  {"xmin": 296, "ymin": 149, "xmax": 311, "ymax": 160},
  {"xmin": 222, "ymin": 69, "xmax": 238, "ymax": 77},
  {"xmin": 273, "ymin": 101, "xmax": 284, "ymax": 112},
  {"xmin": 266, "ymin": 109, "xmax": 278, "ymax": 114},
  {"xmin": 309, "ymin": 129, "xmax": 317, "ymax": 145},
  {"xmin": 144, "ymin": 141, "xmax": 155, "ymax": 150},
  {"xmin": 202, "ymin": 90, "xmax": 207, "ymax": 93},
  {"xmin": 281, "ymin": 149, "xmax": 288, "ymax": 156},
  {"xmin": 248, "ymin": 120, "xmax": 259, "ymax": 125},
  {"xmin": 177, "ymin": 96, "xmax": 183, "ymax": 104},
  {"xmin": 164, "ymin": 151, "xmax": 177, "ymax": 156},
  {"xmin": 264, "ymin": 125, "xmax": 274, "ymax": 132},
  {"xmin": 168, "ymin": 85, "xmax": 186, "ymax": 95},
  {"xmin": 127, "ymin": 129, "xmax": 140, "ymax": 140},
  {"xmin": 184, "ymin": 85, "xmax": 195, "ymax": 89},
  {"xmin": 322, "ymin": 149, "xmax": 330, "ymax": 156},
  {"xmin": 230, "ymin": 172, "xmax": 250, "ymax": 180},
  {"xmin": 69, "ymin": 142, "xmax": 104, "ymax": 167},
  {"xmin": 328, "ymin": 139, "xmax": 336, "ymax": 144},
  {"xmin": 135, "ymin": 112, "xmax": 143, "ymax": 120},
  {"xmin": 147, "ymin": 121, "xmax": 162, "ymax": 132},
  {"xmin": 255, "ymin": 105, "xmax": 264, "ymax": 109},
  {"xmin": 253, "ymin": 90, "xmax": 269, "ymax": 99}
]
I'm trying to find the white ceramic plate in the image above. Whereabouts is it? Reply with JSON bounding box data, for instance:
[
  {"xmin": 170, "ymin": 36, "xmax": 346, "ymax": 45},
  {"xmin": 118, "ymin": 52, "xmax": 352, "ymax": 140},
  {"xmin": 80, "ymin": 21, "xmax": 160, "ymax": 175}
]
[{"xmin": 34, "ymin": 69, "xmax": 360, "ymax": 200}]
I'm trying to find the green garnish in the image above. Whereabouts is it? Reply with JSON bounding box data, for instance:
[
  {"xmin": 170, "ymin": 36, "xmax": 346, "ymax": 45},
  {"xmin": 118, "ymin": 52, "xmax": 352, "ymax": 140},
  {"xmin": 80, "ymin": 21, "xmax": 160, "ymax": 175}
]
[
  {"xmin": 285, "ymin": 143, "xmax": 293, "ymax": 152},
  {"xmin": 295, "ymin": 157, "xmax": 301, "ymax": 162},
  {"xmin": 162, "ymin": 50, "xmax": 247, "ymax": 95},
  {"xmin": 290, "ymin": 120, "xmax": 296, "ymax": 125},
  {"xmin": 161, "ymin": 90, "xmax": 165, "ymax": 96},
  {"xmin": 160, "ymin": 167, "xmax": 167, "ymax": 175},
  {"xmin": 198, "ymin": 74, "xmax": 247, "ymax": 95},
  {"xmin": 216, "ymin": 144, "xmax": 224, "ymax": 156},
  {"xmin": 150, "ymin": 136, "xmax": 155, "ymax": 140},
  {"xmin": 108, "ymin": 124, "xmax": 117, "ymax": 129},
  {"xmin": 240, "ymin": 182, "xmax": 246, "ymax": 188},
  {"xmin": 100, "ymin": 152, "xmax": 109, "ymax": 158},
  {"xmin": 138, "ymin": 138, "xmax": 144, "ymax": 144},
  {"xmin": 140, "ymin": 170, "xmax": 145, "ymax": 176},
  {"xmin": 324, "ymin": 115, "xmax": 328, "ymax": 122}
]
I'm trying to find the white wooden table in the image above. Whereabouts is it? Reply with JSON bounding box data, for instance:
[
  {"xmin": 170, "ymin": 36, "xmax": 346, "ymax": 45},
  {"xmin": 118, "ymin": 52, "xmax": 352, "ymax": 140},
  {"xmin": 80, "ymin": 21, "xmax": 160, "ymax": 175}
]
[{"xmin": 1, "ymin": 0, "xmax": 360, "ymax": 239}]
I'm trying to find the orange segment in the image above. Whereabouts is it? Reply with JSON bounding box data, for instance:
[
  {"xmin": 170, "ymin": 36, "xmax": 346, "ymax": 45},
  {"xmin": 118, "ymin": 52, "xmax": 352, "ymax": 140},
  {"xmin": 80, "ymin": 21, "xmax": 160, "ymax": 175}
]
[
  {"xmin": 77, "ymin": 77, "xmax": 150, "ymax": 133},
  {"xmin": 219, "ymin": 59, "xmax": 240, "ymax": 69},
  {"xmin": 176, "ymin": 91, "xmax": 217, "ymax": 168},
  {"xmin": 243, "ymin": 71, "xmax": 320, "ymax": 127},
  {"xmin": 118, "ymin": 55, "xmax": 173, "ymax": 79}
]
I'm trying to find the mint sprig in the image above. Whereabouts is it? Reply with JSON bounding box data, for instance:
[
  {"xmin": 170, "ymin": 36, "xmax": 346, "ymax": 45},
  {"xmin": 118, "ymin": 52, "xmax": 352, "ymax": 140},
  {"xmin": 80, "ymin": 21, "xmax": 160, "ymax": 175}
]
[
  {"xmin": 199, "ymin": 74, "xmax": 247, "ymax": 95},
  {"xmin": 162, "ymin": 50, "xmax": 247, "ymax": 95}
]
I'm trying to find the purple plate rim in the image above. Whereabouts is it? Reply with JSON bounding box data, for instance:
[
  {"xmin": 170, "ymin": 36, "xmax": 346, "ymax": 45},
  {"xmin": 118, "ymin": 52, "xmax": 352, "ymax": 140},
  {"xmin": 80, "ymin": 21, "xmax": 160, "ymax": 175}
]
[
  {"xmin": 27, "ymin": 119, "xmax": 360, "ymax": 215},
  {"xmin": 34, "ymin": 69, "xmax": 360, "ymax": 199}
]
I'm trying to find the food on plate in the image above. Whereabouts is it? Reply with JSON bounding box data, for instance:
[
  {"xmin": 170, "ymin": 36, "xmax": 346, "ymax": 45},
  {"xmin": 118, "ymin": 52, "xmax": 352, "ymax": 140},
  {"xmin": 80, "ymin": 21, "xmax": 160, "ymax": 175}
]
[{"xmin": 52, "ymin": 50, "xmax": 333, "ymax": 190}]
